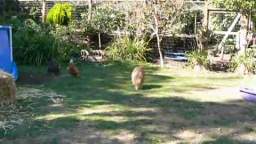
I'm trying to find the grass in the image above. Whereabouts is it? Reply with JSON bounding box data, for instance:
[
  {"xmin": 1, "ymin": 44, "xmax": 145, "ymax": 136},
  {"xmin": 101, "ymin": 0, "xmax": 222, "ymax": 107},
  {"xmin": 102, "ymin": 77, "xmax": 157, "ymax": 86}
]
[{"xmin": 1, "ymin": 61, "xmax": 256, "ymax": 144}]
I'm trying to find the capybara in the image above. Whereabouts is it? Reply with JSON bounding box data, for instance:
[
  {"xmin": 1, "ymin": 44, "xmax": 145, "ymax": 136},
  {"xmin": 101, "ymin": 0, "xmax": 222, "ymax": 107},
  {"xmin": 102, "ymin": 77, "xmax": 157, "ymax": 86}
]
[{"xmin": 131, "ymin": 66, "xmax": 144, "ymax": 90}]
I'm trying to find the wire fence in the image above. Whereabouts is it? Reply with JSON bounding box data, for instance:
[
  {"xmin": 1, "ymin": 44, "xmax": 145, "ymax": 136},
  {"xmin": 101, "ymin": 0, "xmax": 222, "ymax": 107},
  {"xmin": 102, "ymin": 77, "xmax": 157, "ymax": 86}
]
[{"xmin": 17, "ymin": 0, "xmax": 196, "ymax": 53}]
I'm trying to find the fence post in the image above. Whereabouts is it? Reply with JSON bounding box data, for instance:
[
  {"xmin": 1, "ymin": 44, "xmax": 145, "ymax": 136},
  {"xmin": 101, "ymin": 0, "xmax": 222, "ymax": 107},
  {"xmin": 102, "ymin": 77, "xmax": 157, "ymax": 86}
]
[
  {"xmin": 88, "ymin": 0, "xmax": 92, "ymax": 21},
  {"xmin": 202, "ymin": 0, "xmax": 209, "ymax": 29},
  {"xmin": 41, "ymin": 0, "xmax": 46, "ymax": 23}
]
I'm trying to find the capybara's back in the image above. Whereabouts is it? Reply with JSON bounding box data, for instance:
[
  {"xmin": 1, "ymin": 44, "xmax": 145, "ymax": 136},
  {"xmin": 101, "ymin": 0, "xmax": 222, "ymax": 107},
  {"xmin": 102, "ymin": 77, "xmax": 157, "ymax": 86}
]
[{"xmin": 131, "ymin": 66, "xmax": 144, "ymax": 90}]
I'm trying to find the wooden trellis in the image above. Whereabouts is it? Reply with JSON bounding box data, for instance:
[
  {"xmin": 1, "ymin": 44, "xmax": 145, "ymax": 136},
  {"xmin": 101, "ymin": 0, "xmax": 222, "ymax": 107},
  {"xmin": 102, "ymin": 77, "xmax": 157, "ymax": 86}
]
[{"xmin": 205, "ymin": 7, "xmax": 256, "ymax": 59}]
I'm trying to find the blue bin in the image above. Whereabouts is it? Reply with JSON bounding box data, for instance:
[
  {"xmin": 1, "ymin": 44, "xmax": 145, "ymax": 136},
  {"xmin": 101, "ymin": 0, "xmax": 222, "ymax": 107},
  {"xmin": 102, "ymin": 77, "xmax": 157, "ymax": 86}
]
[{"xmin": 0, "ymin": 26, "xmax": 18, "ymax": 80}]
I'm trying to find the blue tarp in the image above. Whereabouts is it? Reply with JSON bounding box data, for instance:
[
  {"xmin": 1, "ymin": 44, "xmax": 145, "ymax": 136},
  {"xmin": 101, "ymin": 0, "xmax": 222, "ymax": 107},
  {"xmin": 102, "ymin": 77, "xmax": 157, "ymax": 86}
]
[{"xmin": 0, "ymin": 26, "xmax": 18, "ymax": 80}]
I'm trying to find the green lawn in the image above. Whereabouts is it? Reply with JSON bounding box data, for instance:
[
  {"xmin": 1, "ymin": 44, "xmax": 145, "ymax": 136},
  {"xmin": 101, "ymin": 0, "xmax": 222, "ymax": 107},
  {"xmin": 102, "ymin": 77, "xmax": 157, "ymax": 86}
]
[{"xmin": 1, "ymin": 62, "xmax": 256, "ymax": 144}]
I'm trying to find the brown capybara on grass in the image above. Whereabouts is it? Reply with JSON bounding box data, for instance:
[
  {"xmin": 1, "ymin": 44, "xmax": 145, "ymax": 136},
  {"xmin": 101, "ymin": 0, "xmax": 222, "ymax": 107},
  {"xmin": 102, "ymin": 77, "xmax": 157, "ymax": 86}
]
[{"xmin": 131, "ymin": 66, "xmax": 144, "ymax": 90}]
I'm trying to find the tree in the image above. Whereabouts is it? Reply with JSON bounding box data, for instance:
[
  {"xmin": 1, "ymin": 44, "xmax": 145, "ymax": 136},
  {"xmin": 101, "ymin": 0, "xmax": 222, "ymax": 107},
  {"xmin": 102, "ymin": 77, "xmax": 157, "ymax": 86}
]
[
  {"xmin": 0, "ymin": 0, "xmax": 20, "ymax": 20},
  {"xmin": 213, "ymin": 0, "xmax": 256, "ymax": 10},
  {"xmin": 212, "ymin": 0, "xmax": 256, "ymax": 74},
  {"xmin": 212, "ymin": 0, "xmax": 256, "ymax": 55},
  {"xmin": 143, "ymin": 0, "xmax": 185, "ymax": 67},
  {"xmin": 83, "ymin": 6, "xmax": 125, "ymax": 49}
]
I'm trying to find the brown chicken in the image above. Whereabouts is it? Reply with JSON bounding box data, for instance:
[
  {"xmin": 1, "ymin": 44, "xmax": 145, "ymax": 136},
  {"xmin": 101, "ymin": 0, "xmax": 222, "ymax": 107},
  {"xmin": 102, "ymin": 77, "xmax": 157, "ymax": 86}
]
[
  {"xmin": 67, "ymin": 59, "xmax": 80, "ymax": 77},
  {"xmin": 131, "ymin": 66, "xmax": 144, "ymax": 90}
]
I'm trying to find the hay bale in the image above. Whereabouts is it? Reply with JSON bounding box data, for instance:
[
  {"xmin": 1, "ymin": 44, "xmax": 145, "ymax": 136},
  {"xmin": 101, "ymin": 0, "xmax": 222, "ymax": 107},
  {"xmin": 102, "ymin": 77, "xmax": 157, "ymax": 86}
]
[{"xmin": 0, "ymin": 71, "xmax": 16, "ymax": 105}]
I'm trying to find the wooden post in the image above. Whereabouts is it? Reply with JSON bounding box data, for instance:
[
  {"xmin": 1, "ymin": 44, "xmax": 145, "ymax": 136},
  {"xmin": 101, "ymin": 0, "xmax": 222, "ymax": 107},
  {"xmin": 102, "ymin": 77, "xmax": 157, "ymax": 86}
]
[
  {"xmin": 41, "ymin": 0, "xmax": 46, "ymax": 23},
  {"xmin": 236, "ymin": 32, "xmax": 240, "ymax": 50},
  {"xmin": 206, "ymin": 9, "xmax": 210, "ymax": 30},
  {"xmin": 239, "ymin": 11, "xmax": 249, "ymax": 55},
  {"xmin": 153, "ymin": 11, "xmax": 164, "ymax": 68},
  {"xmin": 88, "ymin": 0, "xmax": 92, "ymax": 21},
  {"xmin": 98, "ymin": 32, "xmax": 101, "ymax": 49},
  {"xmin": 202, "ymin": 0, "xmax": 209, "ymax": 28},
  {"xmin": 194, "ymin": 12, "xmax": 197, "ymax": 34}
]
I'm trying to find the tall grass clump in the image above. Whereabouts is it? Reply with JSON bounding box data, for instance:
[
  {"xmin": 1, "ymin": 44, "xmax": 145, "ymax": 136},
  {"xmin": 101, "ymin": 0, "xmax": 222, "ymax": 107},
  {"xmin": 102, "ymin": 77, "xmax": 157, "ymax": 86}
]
[
  {"xmin": 12, "ymin": 19, "xmax": 59, "ymax": 65},
  {"xmin": 187, "ymin": 50, "xmax": 209, "ymax": 68},
  {"xmin": 106, "ymin": 36, "xmax": 150, "ymax": 62}
]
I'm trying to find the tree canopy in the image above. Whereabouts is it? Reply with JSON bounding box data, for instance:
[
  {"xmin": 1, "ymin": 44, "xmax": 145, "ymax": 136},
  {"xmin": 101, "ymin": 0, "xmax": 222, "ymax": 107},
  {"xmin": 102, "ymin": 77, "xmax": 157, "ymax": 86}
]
[{"xmin": 213, "ymin": 0, "xmax": 256, "ymax": 11}]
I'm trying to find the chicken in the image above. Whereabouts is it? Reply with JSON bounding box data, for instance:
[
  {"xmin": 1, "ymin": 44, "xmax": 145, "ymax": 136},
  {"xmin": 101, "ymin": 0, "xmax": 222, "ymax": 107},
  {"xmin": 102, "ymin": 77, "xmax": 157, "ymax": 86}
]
[
  {"xmin": 67, "ymin": 59, "xmax": 80, "ymax": 77},
  {"xmin": 47, "ymin": 58, "xmax": 60, "ymax": 76},
  {"xmin": 131, "ymin": 66, "xmax": 144, "ymax": 90}
]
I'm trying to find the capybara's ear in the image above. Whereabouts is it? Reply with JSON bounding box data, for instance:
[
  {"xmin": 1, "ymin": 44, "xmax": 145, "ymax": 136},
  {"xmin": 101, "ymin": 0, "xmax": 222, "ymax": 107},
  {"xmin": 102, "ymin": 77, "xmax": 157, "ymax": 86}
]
[{"xmin": 131, "ymin": 66, "xmax": 144, "ymax": 90}]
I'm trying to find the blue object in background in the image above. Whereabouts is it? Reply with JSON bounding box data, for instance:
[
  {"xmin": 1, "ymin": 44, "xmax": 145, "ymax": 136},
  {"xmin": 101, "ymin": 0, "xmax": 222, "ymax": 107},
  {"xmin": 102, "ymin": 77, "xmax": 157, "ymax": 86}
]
[
  {"xmin": 0, "ymin": 26, "xmax": 18, "ymax": 80},
  {"xmin": 165, "ymin": 52, "xmax": 188, "ymax": 62}
]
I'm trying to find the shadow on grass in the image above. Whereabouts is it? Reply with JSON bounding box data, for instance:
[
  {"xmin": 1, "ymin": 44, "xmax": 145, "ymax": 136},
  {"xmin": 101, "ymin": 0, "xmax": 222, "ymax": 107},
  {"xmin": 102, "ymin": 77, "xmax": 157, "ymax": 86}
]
[
  {"xmin": 202, "ymin": 136, "xmax": 254, "ymax": 144},
  {"xmin": 2, "ymin": 62, "xmax": 255, "ymax": 143},
  {"xmin": 142, "ymin": 84, "xmax": 162, "ymax": 90}
]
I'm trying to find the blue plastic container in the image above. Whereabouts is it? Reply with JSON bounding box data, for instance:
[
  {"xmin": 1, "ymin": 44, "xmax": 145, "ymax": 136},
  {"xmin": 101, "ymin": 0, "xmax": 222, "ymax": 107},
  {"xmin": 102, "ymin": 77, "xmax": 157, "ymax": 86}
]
[
  {"xmin": 240, "ymin": 87, "xmax": 256, "ymax": 102},
  {"xmin": 0, "ymin": 26, "xmax": 18, "ymax": 80}
]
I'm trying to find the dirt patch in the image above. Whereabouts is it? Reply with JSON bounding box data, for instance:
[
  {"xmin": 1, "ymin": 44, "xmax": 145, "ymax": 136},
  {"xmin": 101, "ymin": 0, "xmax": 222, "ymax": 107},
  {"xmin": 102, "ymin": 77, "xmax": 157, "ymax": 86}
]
[
  {"xmin": 17, "ymin": 72, "xmax": 54, "ymax": 85},
  {"xmin": 1, "ymin": 123, "xmax": 126, "ymax": 144}
]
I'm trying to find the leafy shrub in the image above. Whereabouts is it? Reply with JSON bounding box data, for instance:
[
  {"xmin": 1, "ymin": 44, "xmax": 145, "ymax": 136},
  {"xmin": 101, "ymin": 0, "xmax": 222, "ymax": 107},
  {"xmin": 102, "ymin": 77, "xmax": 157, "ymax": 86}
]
[
  {"xmin": 47, "ymin": 3, "xmax": 74, "ymax": 25},
  {"xmin": 12, "ymin": 19, "xmax": 59, "ymax": 65},
  {"xmin": 187, "ymin": 50, "xmax": 209, "ymax": 67},
  {"xmin": 50, "ymin": 21, "xmax": 86, "ymax": 62},
  {"xmin": 10, "ymin": 18, "xmax": 84, "ymax": 65},
  {"xmin": 0, "ymin": 0, "xmax": 20, "ymax": 19},
  {"xmin": 80, "ymin": 6, "xmax": 125, "ymax": 35},
  {"xmin": 229, "ymin": 49, "xmax": 256, "ymax": 73},
  {"xmin": 106, "ymin": 36, "xmax": 150, "ymax": 62},
  {"xmin": 79, "ymin": 6, "xmax": 125, "ymax": 49}
]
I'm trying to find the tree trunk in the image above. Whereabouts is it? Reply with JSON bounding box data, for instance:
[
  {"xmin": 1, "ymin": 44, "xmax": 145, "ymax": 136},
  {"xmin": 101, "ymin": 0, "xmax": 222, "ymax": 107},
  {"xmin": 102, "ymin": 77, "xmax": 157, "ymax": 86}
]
[
  {"xmin": 88, "ymin": 0, "xmax": 92, "ymax": 21},
  {"xmin": 239, "ymin": 12, "xmax": 248, "ymax": 55},
  {"xmin": 41, "ymin": 0, "xmax": 46, "ymax": 23},
  {"xmin": 156, "ymin": 33, "xmax": 164, "ymax": 67},
  {"xmin": 98, "ymin": 32, "xmax": 102, "ymax": 49},
  {"xmin": 202, "ymin": 0, "xmax": 209, "ymax": 29},
  {"xmin": 236, "ymin": 12, "xmax": 249, "ymax": 75},
  {"xmin": 153, "ymin": 11, "xmax": 164, "ymax": 68}
]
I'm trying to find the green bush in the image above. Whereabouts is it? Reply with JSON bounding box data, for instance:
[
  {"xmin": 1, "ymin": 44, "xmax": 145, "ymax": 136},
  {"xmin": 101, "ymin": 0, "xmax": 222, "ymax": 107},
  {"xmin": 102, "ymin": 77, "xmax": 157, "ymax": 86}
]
[
  {"xmin": 187, "ymin": 50, "xmax": 209, "ymax": 67},
  {"xmin": 230, "ymin": 49, "xmax": 256, "ymax": 73},
  {"xmin": 80, "ymin": 7, "xmax": 125, "ymax": 33},
  {"xmin": 9, "ymin": 18, "xmax": 84, "ymax": 65},
  {"xmin": 50, "ymin": 21, "xmax": 86, "ymax": 62},
  {"xmin": 106, "ymin": 36, "xmax": 150, "ymax": 62},
  {"xmin": 0, "ymin": 0, "xmax": 20, "ymax": 19},
  {"xmin": 47, "ymin": 3, "xmax": 74, "ymax": 25},
  {"xmin": 12, "ymin": 19, "xmax": 59, "ymax": 65}
]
